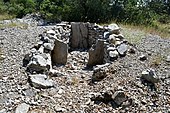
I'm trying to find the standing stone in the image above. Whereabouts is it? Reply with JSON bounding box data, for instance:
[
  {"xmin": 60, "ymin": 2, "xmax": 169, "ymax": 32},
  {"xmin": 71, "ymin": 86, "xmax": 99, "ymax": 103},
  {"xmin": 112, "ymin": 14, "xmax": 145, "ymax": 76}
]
[
  {"xmin": 52, "ymin": 39, "xmax": 68, "ymax": 65},
  {"xmin": 70, "ymin": 22, "xmax": 89, "ymax": 49},
  {"xmin": 88, "ymin": 39, "xmax": 105, "ymax": 66},
  {"xmin": 15, "ymin": 103, "xmax": 30, "ymax": 113}
]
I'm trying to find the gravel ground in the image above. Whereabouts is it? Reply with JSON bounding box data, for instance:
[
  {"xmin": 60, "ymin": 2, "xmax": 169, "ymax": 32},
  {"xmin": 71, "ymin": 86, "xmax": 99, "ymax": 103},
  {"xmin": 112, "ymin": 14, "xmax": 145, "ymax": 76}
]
[{"xmin": 0, "ymin": 23, "xmax": 170, "ymax": 113}]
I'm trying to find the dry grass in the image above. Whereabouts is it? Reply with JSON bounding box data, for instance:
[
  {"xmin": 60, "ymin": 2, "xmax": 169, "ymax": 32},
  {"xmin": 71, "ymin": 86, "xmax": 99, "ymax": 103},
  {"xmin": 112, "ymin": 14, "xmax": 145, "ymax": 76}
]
[
  {"xmin": 120, "ymin": 24, "xmax": 146, "ymax": 44},
  {"xmin": 150, "ymin": 55, "xmax": 163, "ymax": 67},
  {"xmin": 0, "ymin": 22, "xmax": 28, "ymax": 29},
  {"xmin": 0, "ymin": 14, "xmax": 28, "ymax": 29},
  {"xmin": 0, "ymin": 14, "xmax": 14, "ymax": 21},
  {"xmin": 120, "ymin": 22, "xmax": 170, "ymax": 39}
]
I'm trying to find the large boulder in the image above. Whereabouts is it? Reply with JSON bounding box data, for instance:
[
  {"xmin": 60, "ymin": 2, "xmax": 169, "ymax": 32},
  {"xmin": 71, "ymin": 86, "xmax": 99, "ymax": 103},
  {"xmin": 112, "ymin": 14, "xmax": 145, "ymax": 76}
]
[
  {"xmin": 52, "ymin": 38, "xmax": 68, "ymax": 65},
  {"xmin": 70, "ymin": 22, "xmax": 89, "ymax": 49},
  {"xmin": 87, "ymin": 39, "xmax": 105, "ymax": 66}
]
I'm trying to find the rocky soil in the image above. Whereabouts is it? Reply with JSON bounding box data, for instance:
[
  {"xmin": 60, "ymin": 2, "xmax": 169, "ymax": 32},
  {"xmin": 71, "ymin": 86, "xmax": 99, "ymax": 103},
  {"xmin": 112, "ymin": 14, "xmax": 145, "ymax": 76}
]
[{"xmin": 0, "ymin": 17, "xmax": 170, "ymax": 113}]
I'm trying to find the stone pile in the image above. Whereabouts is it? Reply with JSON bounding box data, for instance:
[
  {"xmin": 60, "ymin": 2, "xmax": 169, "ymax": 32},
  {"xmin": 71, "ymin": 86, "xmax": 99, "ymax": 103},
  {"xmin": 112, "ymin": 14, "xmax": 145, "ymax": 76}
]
[
  {"xmin": 24, "ymin": 22, "xmax": 71, "ymax": 88},
  {"xmin": 24, "ymin": 22, "xmax": 129, "ymax": 88}
]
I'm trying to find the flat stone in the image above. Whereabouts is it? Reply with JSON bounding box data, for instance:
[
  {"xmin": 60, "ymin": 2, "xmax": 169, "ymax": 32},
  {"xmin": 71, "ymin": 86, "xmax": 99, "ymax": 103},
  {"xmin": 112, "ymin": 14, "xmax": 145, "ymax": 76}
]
[
  {"xmin": 15, "ymin": 103, "xmax": 30, "ymax": 113},
  {"xmin": 117, "ymin": 43, "xmax": 128, "ymax": 56},
  {"xmin": 112, "ymin": 91, "xmax": 127, "ymax": 106},
  {"xmin": 29, "ymin": 74, "xmax": 53, "ymax": 88},
  {"xmin": 46, "ymin": 30, "xmax": 55, "ymax": 35},
  {"xmin": 141, "ymin": 69, "xmax": 159, "ymax": 83},
  {"xmin": 107, "ymin": 47, "xmax": 116, "ymax": 51},
  {"xmin": 107, "ymin": 23, "xmax": 120, "ymax": 35}
]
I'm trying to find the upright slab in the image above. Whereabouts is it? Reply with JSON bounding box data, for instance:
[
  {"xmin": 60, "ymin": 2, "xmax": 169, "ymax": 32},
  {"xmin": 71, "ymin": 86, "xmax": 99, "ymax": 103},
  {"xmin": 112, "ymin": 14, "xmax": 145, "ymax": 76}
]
[
  {"xmin": 52, "ymin": 39, "xmax": 68, "ymax": 65},
  {"xmin": 70, "ymin": 22, "xmax": 89, "ymax": 49}
]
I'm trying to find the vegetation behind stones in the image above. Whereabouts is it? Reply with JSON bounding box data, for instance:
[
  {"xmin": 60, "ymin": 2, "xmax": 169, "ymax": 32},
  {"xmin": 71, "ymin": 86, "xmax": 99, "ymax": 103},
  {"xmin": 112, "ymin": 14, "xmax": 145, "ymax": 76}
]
[{"xmin": 0, "ymin": 0, "xmax": 170, "ymax": 26}]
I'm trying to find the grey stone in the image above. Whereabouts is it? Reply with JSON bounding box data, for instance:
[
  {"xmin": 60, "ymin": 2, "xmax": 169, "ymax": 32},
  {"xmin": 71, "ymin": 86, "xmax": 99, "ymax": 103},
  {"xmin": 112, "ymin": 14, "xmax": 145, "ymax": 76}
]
[
  {"xmin": 107, "ymin": 47, "xmax": 116, "ymax": 51},
  {"xmin": 48, "ymin": 69, "xmax": 68, "ymax": 77},
  {"xmin": 43, "ymin": 43, "xmax": 54, "ymax": 51},
  {"xmin": 41, "ymin": 36, "xmax": 50, "ymax": 43},
  {"xmin": 0, "ymin": 109, "xmax": 6, "ymax": 113},
  {"xmin": 88, "ymin": 39, "xmax": 105, "ymax": 66},
  {"xmin": 108, "ymin": 34, "xmax": 116, "ymax": 44},
  {"xmin": 92, "ymin": 63, "xmax": 109, "ymax": 82},
  {"xmin": 15, "ymin": 103, "xmax": 30, "ymax": 113},
  {"xmin": 112, "ymin": 91, "xmax": 127, "ymax": 106},
  {"xmin": 109, "ymin": 50, "xmax": 119, "ymax": 60},
  {"xmin": 115, "ymin": 41, "xmax": 122, "ymax": 46},
  {"xmin": 23, "ymin": 53, "xmax": 32, "ymax": 67},
  {"xmin": 139, "ymin": 54, "xmax": 147, "ymax": 61},
  {"xmin": 117, "ymin": 34, "xmax": 124, "ymax": 40},
  {"xmin": 46, "ymin": 30, "xmax": 55, "ymax": 35},
  {"xmin": 38, "ymin": 45, "xmax": 44, "ymax": 53},
  {"xmin": 27, "ymin": 54, "xmax": 51, "ymax": 73},
  {"xmin": 117, "ymin": 43, "xmax": 128, "ymax": 56},
  {"xmin": 166, "ymin": 55, "xmax": 170, "ymax": 62},
  {"xmin": 0, "ymin": 55, "xmax": 5, "ymax": 61},
  {"xmin": 128, "ymin": 46, "xmax": 136, "ymax": 54},
  {"xmin": 104, "ymin": 32, "xmax": 110, "ymax": 39},
  {"xmin": 141, "ymin": 69, "xmax": 159, "ymax": 83},
  {"xmin": 55, "ymin": 107, "xmax": 66, "ymax": 112},
  {"xmin": 107, "ymin": 23, "xmax": 120, "ymax": 35},
  {"xmin": 70, "ymin": 22, "xmax": 89, "ymax": 49},
  {"xmin": 52, "ymin": 38, "xmax": 68, "ymax": 65},
  {"xmin": 29, "ymin": 74, "xmax": 53, "ymax": 88}
]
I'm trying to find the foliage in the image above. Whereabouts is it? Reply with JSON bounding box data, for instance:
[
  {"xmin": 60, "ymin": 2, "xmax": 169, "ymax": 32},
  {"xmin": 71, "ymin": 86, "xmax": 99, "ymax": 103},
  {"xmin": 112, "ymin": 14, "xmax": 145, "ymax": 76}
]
[{"xmin": 0, "ymin": 0, "xmax": 169, "ymax": 25}]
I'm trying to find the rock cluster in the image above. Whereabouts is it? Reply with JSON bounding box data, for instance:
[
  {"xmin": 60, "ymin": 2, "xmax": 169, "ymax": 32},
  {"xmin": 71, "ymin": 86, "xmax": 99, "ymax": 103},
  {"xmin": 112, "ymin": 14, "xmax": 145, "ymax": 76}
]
[
  {"xmin": 0, "ymin": 18, "xmax": 169, "ymax": 112},
  {"xmin": 24, "ymin": 22, "xmax": 128, "ymax": 88},
  {"xmin": 24, "ymin": 22, "xmax": 71, "ymax": 88}
]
